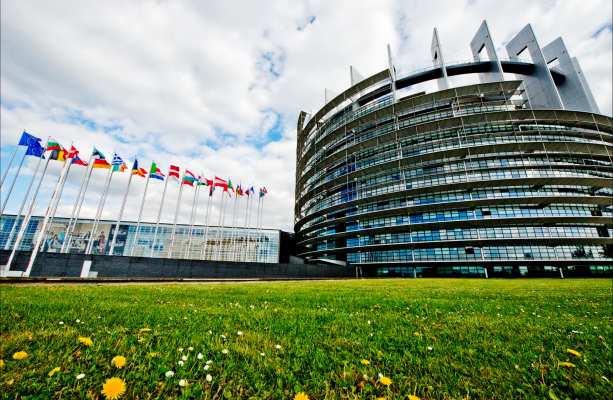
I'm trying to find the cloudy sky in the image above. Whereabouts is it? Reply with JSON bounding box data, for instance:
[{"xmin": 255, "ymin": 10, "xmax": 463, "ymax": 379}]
[{"xmin": 1, "ymin": 0, "xmax": 611, "ymax": 232}]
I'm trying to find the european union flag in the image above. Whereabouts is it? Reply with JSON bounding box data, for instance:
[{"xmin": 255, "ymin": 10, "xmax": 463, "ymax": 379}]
[
  {"xmin": 18, "ymin": 131, "xmax": 42, "ymax": 147},
  {"xmin": 25, "ymin": 142, "xmax": 45, "ymax": 159}
]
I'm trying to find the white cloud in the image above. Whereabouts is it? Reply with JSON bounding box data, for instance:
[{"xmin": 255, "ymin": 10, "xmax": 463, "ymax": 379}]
[{"xmin": 2, "ymin": 0, "xmax": 611, "ymax": 232}]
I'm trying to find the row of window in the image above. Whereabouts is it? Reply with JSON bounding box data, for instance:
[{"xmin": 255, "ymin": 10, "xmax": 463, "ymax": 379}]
[{"xmin": 345, "ymin": 244, "xmax": 610, "ymax": 263}]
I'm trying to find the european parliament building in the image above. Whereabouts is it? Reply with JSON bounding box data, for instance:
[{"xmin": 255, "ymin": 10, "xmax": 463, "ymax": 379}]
[{"xmin": 294, "ymin": 22, "xmax": 613, "ymax": 278}]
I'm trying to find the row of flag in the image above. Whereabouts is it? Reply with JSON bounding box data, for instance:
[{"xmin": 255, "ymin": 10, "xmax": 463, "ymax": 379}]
[
  {"xmin": 2, "ymin": 131, "xmax": 271, "ymax": 274},
  {"xmin": 9, "ymin": 131, "xmax": 268, "ymax": 197}
]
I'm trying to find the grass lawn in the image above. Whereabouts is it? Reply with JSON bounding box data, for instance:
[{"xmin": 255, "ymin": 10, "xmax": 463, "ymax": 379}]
[{"xmin": 1, "ymin": 279, "xmax": 611, "ymax": 399}]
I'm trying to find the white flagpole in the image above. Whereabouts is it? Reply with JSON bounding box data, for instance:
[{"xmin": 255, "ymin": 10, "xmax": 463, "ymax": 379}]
[
  {"xmin": 200, "ymin": 187, "xmax": 213, "ymax": 260},
  {"xmin": 109, "ymin": 156, "xmax": 137, "ymax": 255},
  {"xmin": 4, "ymin": 137, "xmax": 49, "ymax": 250},
  {"xmin": 130, "ymin": 161, "xmax": 153, "ymax": 256},
  {"xmin": 3, "ymin": 199, "xmax": 37, "ymax": 274},
  {"xmin": 150, "ymin": 166, "xmax": 171, "ymax": 258},
  {"xmin": 247, "ymin": 190, "xmax": 260, "ymax": 262},
  {"xmin": 1, "ymin": 151, "xmax": 27, "ymax": 215},
  {"xmin": 167, "ymin": 175, "xmax": 184, "ymax": 258},
  {"xmin": 60, "ymin": 147, "xmax": 94, "ymax": 253},
  {"xmin": 24, "ymin": 154, "xmax": 73, "ymax": 276},
  {"xmin": 230, "ymin": 188, "xmax": 242, "ymax": 261},
  {"xmin": 39, "ymin": 142, "xmax": 75, "ymax": 252},
  {"xmin": 0, "ymin": 131, "xmax": 23, "ymax": 188},
  {"xmin": 257, "ymin": 194, "xmax": 265, "ymax": 262},
  {"xmin": 253, "ymin": 194, "xmax": 262, "ymax": 262},
  {"xmin": 243, "ymin": 187, "xmax": 255, "ymax": 261},
  {"xmin": 212, "ymin": 187, "xmax": 225, "ymax": 261},
  {"xmin": 238, "ymin": 190, "xmax": 250, "ymax": 261},
  {"xmin": 63, "ymin": 152, "xmax": 98, "ymax": 253},
  {"xmin": 224, "ymin": 190, "xmax": 238, "ymax": 261},
  {"xmin": 85, "ymin": 155, "xmax": 115, "ymax": 255},
  {"xmin": 184, "ymin": 174, "xmax": 202, "ymax": 259}
]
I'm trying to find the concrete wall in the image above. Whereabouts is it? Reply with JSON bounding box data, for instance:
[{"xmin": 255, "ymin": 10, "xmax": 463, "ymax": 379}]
[{"xmin": 0, "ymin": 250, "xmax": 354, "ymax": 279}]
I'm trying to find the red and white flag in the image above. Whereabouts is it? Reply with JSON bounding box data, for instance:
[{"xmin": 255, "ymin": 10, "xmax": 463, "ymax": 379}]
[
  {"xmin": 214, "ymin": 176, "xmax": 228, "ymax": 189},
  {"xmin": 67, "ymin": 146, "xmax": 79, "ymax": 158},
  {"xmin": 169, "ymin": 165, "xmax": 180, "ymax": 183}
]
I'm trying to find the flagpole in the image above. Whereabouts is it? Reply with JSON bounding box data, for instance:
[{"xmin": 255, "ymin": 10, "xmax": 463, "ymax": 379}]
[
  {"xmin": 85, "ymin": 153, "xmax": 115, "ymax": 255},
  {"xmin": 64, "ymin": 151, "xmax": 97, "ymax": 253},
  {"xmin": 3, "ymin": 137, "xmax": 50, "ymax": 250},
  {"xmin": 167, "ymin": 175, "xmax": 184, "ymax": 258},
  {"xmin": 1, "ymin": 151, "xmax": 27, "ymax": 215},
  {"xmin": 39, "ymin": 142, "xmax": 75, "ymax": 252},
  {"xmin": 24, "ymin": 153, "xmax": 73, "ymax": 276},
  {"xmin": 150, "ymin": 166, "xmax": 171, "ymax": 258},
  {"xmin": 257, "ymin": 194, "xmax": 265, "ymax": 262},
  {"xmin": 221, "ymin": 190, "xmax": 236, "ymax": 261},
  {"xmin": 0, "ymin": 131, "xmax": 23, "ymax": 188},
  {"xmin": 213, "ymin": 189, "xmax": 228, "ymax": 261},
  {"xmin": 130, "ymin": 161, "xmax": 152, "ymax": 257},
  {"xmin": 60, "ymin": 147, "xmax": 95, "ymax": 253},
  {"xmin": 239, "ymin": 189, "xmax": 250, "ymax": 261},
  {"xmin": 228, "ymin": 190, "xmax": 239, "ymax": 261},
  {"xmin": 183, "ymin": 176, "xmax": 199, "ymax": 258},
  {"xmin": 109, "ymin": 156, "xmax": 137, "ymax": 255},
  {"xmin": 184, "ymin": 173, "xmax": 202, "ymax": 259},
  {"xmin": 3, "ymin": 199, "xmax": 37, "ymax": 274},
  {"xmin": 243, "ymin": 186, "xmax": 255, "ymax": 261},
  {"xmin": 250, "ymin": 194, "xmax": 262, "ymax": 262},
  {"xmin": 230, "ymin": 187, "xmax": 241, "ymax": 261},
  {"xmin": 200, "ymin": 187, "xmax": 213, "ymax": 260}
]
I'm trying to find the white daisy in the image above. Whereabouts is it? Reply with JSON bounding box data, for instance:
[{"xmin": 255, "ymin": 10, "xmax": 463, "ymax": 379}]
[
  {"xmin": 197, "ymin": 353, "xmax": 203, "ymax": 360},
  {"xmin": 76, "ymin": 374, "xmax": 85, "ymax": 380},
  {"xmin": 165, "ymin": 371, "xmax": 174, "ymax": 377},
  {"xmin": 179, "ymin": 379, "xmax": 187, "ymax": 386},
  {"xmin": 222, "ymin": 349, "xmax": 228, "ymax": 354},
  {"xmin": 206, "ymin": 374, "xmax": 212, "ymax": 382}
]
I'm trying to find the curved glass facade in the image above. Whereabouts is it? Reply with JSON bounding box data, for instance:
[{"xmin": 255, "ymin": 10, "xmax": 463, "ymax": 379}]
[{"xmin": 294, "ymin": 78, "xmax": 612, "ymax": 276}]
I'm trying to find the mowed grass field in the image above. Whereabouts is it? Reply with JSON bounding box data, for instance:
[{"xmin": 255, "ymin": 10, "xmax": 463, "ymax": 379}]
[{"xmin": 1, "ymin": 279, "xmax": 611, "ymax": 399}]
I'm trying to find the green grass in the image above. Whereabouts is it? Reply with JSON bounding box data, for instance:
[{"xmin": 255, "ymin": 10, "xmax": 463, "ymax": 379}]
[{"xmin": 1, "ymin": 279, "xmax": 612, "ymax": 399}]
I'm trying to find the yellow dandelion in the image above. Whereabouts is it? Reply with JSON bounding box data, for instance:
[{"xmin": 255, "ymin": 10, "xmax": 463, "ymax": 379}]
[
  {"xmin": 413, "ymin": 332, "xmax": 422, "ymax": 337},
  {"xmin": 78, "ymin": 337, "xmax": 93, "ymax": 346},
  {"xmin": 379, "ymin": 376, "xmax": 392, "ymax": 386},
  {"xmin": 560, "ymin": 362, "xmax": 576, "ymax": 367},
  {"xmin": 294, "ymin": 393, "xmax": 309, "ymax": 400},
  {"xmin": 101, "ymin": 377, "xmax": 126, "ymax": 400},
  {"xmin": 377, "ymin": 350, "xmax": 383, "ymax": 355},
  {"xmin": 567, "ymin": 349, "xmax": 581, "ymax": 357},
  {"xmin": 7, "ymin": 379, "xmax": 14, "ymax": 385},
  {"xmin": 0, "ymin": 360, "xmax": 4, "ymax": 368},
  {"xmin": 137, "ymin": 338, "xmax": 146, "ymax": 343},
  {"xmin": 12, "ymin": 351, "xmax": 28, "ymax": 360},
  {"xmin": 148, "ymin": 352, "xmax": 158, "ymax": 357},
  {"xmin": 48, "ymin": 367, "xmax": 61, "ymax": 377},
  {"xmin": 376, "ymin": 398, "xmax": 386, "ymax": 400},
  {"xmin": 113, "ymin": 356, "xmax": 127, "ymax": 369},
  {"xmin": 360, "ymin": 359, "xmax": 370, "ymax": 365},
  {"xmin": 408, "ymin": 396, "xmax": 421, "ymax": 400},
  {"xmin": 139, "ymin": 328, "xmax": 151, "ymax": 333}
]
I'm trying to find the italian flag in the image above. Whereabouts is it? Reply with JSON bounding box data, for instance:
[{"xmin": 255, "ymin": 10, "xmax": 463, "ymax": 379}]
[{"xmin": 46, "ymin": 138, "xmax": 63, "ymax": 151}]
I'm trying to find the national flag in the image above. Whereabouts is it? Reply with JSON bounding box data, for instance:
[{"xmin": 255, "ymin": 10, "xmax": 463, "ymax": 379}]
[
  {"xmin": 169, "ymin": 165, "xmax": 180, "ymax": 183},
  {"xmin": 93, "ymin": 148, "xmax": 105, "ymax": 159},
  {"xmin": 214, "ymin": 176, "xmax": 228, "ymax": 189},
  {"xmin": 248, "ymin": 186, "xmax": 255, "ymax": 195},
  {"xmin": 18, "ymin": 131, "xmax": 42, "ymax": 147},
  {"xmin": 236, "ymin": 185, "xmax": 243, "ymax": 196},
  {"xmin": 262, "ymin": 187, "xmax": 268, "ymax": 195},
  {"xmin": 132, "ymin": 159, "xmax": 147, "ymax": 177},
  {"xmin": 149, "ymin": 162, "xmax": 165, "ymax": 181},
  {"xmin": 183, "ymin": 170, "xmax": 198, "ymax": 186},
  {"xmin": 92, "ymin": 148, "xmax": 110, "ymax": 169},
  {"xmin": 72, "ymin": 156, "xmax": 88, "ymax": 166},
  {"xmin": 25, "ymin": 142, "xmax": 45, "ymax": 159},
  {"xmin": 198, "ymin": 176, "xmax": 214, "ymax": 186},
  {"xmin": 49, "ymin": 148, "xmax": 68, "ymax": 162},
  {"xmin": 46, "ymin": 138, "xmax": 63, "ymax": 151},
  {"xmin": 67, "ymin": 146, "xmax": 79, "ymax": 158},
  {"xmin": 228, "ymin": 179, "xmax": 234, "ymax": 193},
  {"xmin": 112, "ymin": 154, "xmax": 127, "ymax": 172}
]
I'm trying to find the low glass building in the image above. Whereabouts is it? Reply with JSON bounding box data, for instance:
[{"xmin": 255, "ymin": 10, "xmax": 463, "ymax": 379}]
[
  {"xmin": 0, "ymin": 215, "xmax": 280, "ymax": 263},
  {"xmin": 294, "ymin": 22, "xmax": 612, "ymax": 277}
]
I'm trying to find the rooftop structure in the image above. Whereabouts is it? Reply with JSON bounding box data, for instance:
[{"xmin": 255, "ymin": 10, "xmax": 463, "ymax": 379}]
[{"xmin": 294, "ymin": 21, "xmax": 612, "ymax": 277}]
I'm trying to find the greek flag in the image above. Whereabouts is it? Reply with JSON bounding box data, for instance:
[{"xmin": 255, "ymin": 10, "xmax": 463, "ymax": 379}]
[{"xmin": 112, "ymin": 154, "xmax": 125, "ymax": 165}]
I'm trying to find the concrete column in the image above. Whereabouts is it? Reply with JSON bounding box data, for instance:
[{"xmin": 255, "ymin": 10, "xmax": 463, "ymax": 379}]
[
  {"xmin": 431, "ymin": 28, "xmax": 450, "ymax": 90},
  {"xmin": 470, "ymin": 20, "xmax": 504, "ymax": 83}
]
